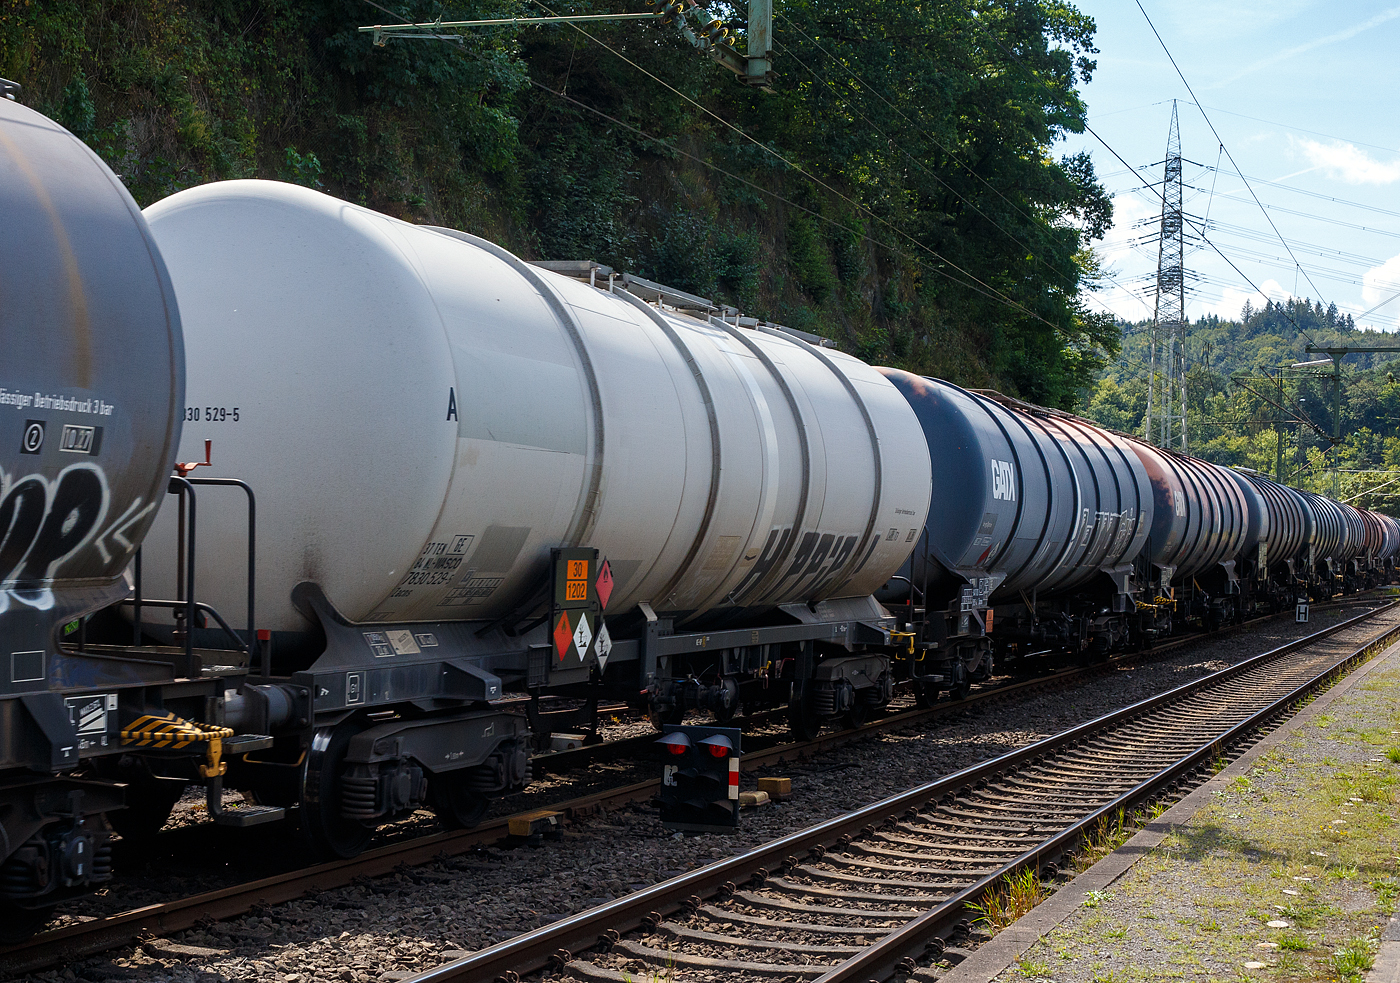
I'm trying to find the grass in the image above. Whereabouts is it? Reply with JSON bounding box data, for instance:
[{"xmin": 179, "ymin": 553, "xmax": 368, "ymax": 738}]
[
  {"xmin": 965, "ymin": 867, "xmax": 1048, "ymax": 932},
  {"xmin": 1331, "ymin": 936, "xmax": 1377, "ymax": 980},
  {"xmin": 1074, "ymin": 809, "xmax": 1135, "ymax": 872},
  {"xmin": 996, "ymin": 658, "xmax": 1400, "ymax": 983},
  {"xmin": 1016, "ymin": 956, "xmax": 1050, "ymax": 978},
  {"xmin": 1082, "ymin": 890, "xmax": 1113, "ymax": 909}
]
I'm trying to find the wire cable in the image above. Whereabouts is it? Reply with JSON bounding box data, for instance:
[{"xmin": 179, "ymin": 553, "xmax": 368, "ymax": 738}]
[
  {"xmin": 526, "ymin": 0, "xmax": 1072, "ymax": 333},
  {"xmin": 1132, "ymin": 0, "xmax": 1334, "ymax": 336}
]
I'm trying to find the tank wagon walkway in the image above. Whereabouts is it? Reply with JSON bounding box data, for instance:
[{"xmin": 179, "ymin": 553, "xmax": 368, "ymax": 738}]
[{"xmin": 942, "ymin": 633, "xmax": 1400, "ymax": 983}]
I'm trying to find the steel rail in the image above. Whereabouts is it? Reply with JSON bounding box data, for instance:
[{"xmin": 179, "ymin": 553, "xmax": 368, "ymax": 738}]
[
  {"xmin": 0, "ymin": 597, "xmax": 1381, "ymax": 975},
  {"xmin": 401, "ymin": 600, "xmax": 1400, "ymax": 983},
  {"xmin": 532, "ymin": 593, "xmax": 1383, "ymax": 773}
]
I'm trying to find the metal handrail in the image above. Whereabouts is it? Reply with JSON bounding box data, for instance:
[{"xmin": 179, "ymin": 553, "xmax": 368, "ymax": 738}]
[
  {"xmin": 117, "ymin": 598, "xmax": 248, "ymax": 655},
  {"xmin": 186, "ymin": 477, "xmax": 257, "ymax": 656}
]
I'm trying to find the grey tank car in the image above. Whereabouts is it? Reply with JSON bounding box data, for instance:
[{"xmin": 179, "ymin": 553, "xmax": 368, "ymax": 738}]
[{"xmin": 0, "ymin": 92, "xmax": 205, "ymax": 938}]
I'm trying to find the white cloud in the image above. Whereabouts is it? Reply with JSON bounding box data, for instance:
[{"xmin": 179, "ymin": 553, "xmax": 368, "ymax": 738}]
[
  {"xmin": 1362, "ymin": 253, "xmax": 1400, "ymax": 312},
  {"xmin": 1198, "ymin": 279, "xmax": 1289, "ymax": 320},
  {"xmin": 1292, "ymin": 137, "xmax": 1400, "ymax": 185},
  {"xmin": 1211, "ymin": 5, "xmax": 1400, "ymax": 86}
]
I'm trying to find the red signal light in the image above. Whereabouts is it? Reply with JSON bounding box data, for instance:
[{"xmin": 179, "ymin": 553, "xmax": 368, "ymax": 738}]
[
  {"xmin": 668, "ymin": 742, "xmax": 688, "ymax": 755},
  {"xmin": 707, "ymin": 743, "xmax": 729, "ymax": 758}
]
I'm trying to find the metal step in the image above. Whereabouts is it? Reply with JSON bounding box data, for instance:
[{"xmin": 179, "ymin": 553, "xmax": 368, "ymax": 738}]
[
  {"xmin": 224, "ymin": 733, "xmax": 275, "ymax": 753},
  {"xmin": 213, "ymin": 805, "xmax": 286, "ymax": 827}
]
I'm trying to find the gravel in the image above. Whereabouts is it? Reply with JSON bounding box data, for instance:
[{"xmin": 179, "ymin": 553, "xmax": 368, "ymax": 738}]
[{"xmin": 20, "ymin": 602, "xmax": 1386, "ymax": 983}]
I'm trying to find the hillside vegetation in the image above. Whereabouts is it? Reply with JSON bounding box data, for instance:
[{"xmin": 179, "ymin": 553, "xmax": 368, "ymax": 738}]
[
  {"xmin": 1082, "ymin": 297, "xmax": 1400, "ymax": 511},
  {"xmin": 2, "ymin": 0, "xmax": 1115, "ymax": 407}
]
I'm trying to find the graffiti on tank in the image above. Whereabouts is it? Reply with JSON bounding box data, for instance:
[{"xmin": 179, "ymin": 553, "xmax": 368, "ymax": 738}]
[
  {"xmin": 730, "ymin": 528, "xmax": 864, "ymax": 604},
  {"xmin": 0, "ymin": 463, "xmax": 149, "ymax": 613}
]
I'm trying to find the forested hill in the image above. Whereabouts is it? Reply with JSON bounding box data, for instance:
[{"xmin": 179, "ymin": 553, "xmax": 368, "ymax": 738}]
[
  {"xmin": 1081, "ymin": 297, "xmax": 1400, "ymax": 511},
  {"xmin": 1, "ymin": 0, "xmax": 1115, "ymax": 408}
]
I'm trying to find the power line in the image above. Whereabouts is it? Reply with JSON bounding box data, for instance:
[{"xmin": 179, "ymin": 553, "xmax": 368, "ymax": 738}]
[
  {"xmin": 1185, "ymin": 103, "xmax": 1400, "ymax": 160},
  {"xmin": 527, "ymin": 0, "xmax": 1073, "ymax": 333},
  {"xmin": 768, "ymin": 30, "xmax": 1144, "ymax": 328},
  {"xmin": 1131, "ymin": 0, "xmax": 1334, "ymax": 340},
  {"xmin": 967, "ymin": 19, "xmax": 1327, "ymax": 353},
  {"xmin": 524, "ymin": 78, "xmax": 950, "ymax": 278}
]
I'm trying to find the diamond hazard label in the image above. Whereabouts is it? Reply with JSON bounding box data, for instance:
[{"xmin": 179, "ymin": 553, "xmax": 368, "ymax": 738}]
[
  {"xmin": 553, "ymin": 612, "xmax": 573, "ymax": 661},
  {"xmin": 595, "ymin": 558, "xmax": 614, "ymax": 610},
  {"xmin": 595, "ymin": 620, "xmax": 612, "ymax": 670},
  {"xmin": 573, "ymin": 611, "xmax": 593, "ymax": 656}
]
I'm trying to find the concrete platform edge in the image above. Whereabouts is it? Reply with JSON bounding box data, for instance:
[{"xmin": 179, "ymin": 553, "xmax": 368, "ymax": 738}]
[{"xmin": 937, "ymin": 635, "xmax": 1400, "ymax": 983}]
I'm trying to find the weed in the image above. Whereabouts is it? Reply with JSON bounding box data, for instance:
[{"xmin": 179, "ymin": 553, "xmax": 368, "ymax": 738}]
[
  {"xmin": 1075, "ymin": 810, "xmax": 1132, "ymax": 871},
  {"xmin": 1372, "ymin": 878, "xmax": 1400, "ymax": 907},
  {"xmin": 1016, "ymin": 956, "xmax": 1050, "ymax": 977},
  {"xmin": 1082, "ymin": 890, "xmax": 1113, "ymax": 909},
  {"xmin": 1198, "ymin": 916, "xmax": 1220, "ymax": 932},
  {"xmin": 1278, "ymin": 931, "xmax": 1312, "ymax": 951},
  {"xmin": 1386, "ymin": 747, "xmax": 1400, "ymax": 763},
  {"xmin": 965, "ymin": 867, "xmax": 1047, "ymax": 931},
  {"xmin": 1331, "ymin": 936, "xmax": 1376, "ymax": 980}
]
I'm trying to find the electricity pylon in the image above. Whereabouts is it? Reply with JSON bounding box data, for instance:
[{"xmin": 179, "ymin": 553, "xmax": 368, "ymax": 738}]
[{"xmin": 1144, "ymin": 101, "xmax": 1189, "ymax": 453}]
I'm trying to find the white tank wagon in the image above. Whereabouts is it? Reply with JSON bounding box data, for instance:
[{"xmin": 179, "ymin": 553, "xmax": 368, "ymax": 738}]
[
  {"xmin": 141, "ymin": 181, "xmax": 929, "ymax": 636},
  {"xmin": 136, "ymin": 181, "xmax": 932, "ymax": 851}
]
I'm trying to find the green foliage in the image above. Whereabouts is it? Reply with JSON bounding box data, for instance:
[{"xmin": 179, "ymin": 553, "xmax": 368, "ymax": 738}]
[
  {"xmin": 1082, "ymin": 298, "xmax": 1400, "ymax": 506},
  {"xmin": 280, "ymin": 146, "xmax": 323, "ymax": 188},
  {"xmin": 58, "ymin": 67, "xmax": 95, "ymax": 138},
  {"xmin": 1, "ymin": 0, "xmax": 1113, "ymax": 402}
]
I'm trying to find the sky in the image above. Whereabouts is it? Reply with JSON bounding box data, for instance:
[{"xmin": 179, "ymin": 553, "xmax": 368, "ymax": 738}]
[{"xmin": 1061, "ymin": 1, "xmax": 1400, "ymax": 333}]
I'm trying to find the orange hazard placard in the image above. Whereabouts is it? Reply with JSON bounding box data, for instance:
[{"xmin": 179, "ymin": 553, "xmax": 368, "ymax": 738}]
[{"xmin": 565, "ymin": 559, "xmax": 589, "ymax": 604}]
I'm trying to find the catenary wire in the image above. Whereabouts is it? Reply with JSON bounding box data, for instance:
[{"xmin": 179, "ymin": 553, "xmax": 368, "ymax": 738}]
[
  {"xmin": 1131, "ymin": 0, "xmax": 1334, "ymax": 338},
  {"xmin": 526, "ymin": 0, "xmax": 1068, "ymax": 333}
]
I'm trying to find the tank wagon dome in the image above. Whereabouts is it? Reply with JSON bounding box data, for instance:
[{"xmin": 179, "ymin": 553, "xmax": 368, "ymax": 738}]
[
  {"xmin": 141, "ymin": 180, "xmax": 931, "ymax": 636},
  {"xmin": 876, "ymin": 371, "xmax": 1151, "ymax": 602},
  {"xmin": 0, "ymin": 98, "xmax": 182, "ymax": 638}
]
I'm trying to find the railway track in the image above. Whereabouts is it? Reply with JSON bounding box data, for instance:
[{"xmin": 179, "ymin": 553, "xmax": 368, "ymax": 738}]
[
  {"xmin": 403, "ymin": 600, "xmax": 1400, "ymax": 983},
  {"xmin": 532, "ymin": 593, "xmax": 1388, "ymax": 773},
  {"xmin": 0, "ymin": 597, "xmax": 1383, "ymax": 977}
]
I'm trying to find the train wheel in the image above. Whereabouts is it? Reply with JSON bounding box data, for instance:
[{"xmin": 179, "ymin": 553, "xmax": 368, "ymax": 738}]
[
  {"xmin": 843, "ymin": 701, "xmax": 871, "ymax": 730},
  {"xmin": 300, "ymin": 724, "xmax": 374, "ymax": 860},
  {"xmin": 648, "ymin": 703, "xmax": 684, "ymax": 731},
  {"xmin": 948, "ymin": 681, "xmax": 971, "ymax": 700},
  {"xmin": 0, "ymin": 903, "xmax": 54, "ymax": 944},
  {"xmin": 787, "ymin": 688, "xmax": 824, "ymax": 741},
  {"xmin": 712, "ymin": 679, "xmax": 740, "ymax": 725},
  {"xmin": 428, "ymin": 772, "xmax": 490, "ymax": 830},
  {"xmin": 913, "ymin": 681, "xmax": 937, "ymax": 708}
]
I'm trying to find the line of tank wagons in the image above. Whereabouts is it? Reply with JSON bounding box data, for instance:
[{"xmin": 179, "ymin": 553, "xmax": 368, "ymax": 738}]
[{"xmin": 2, "ymin": 97, "xmax": 1398, "ymax": 933}]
